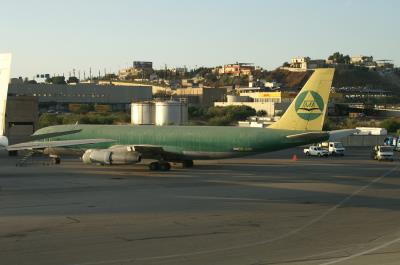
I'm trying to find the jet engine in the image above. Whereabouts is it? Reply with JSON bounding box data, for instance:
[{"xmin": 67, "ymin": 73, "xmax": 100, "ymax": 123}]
[
  {"xmin": 0, "ymin": 136, "xmax": 8, "ymax": 150},
  {"xmin": 82, "ymin": 148, "xmax": 141, "ymax": 165}
]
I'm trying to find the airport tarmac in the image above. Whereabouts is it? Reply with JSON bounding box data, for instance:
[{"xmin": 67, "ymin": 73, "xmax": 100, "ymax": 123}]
[{"xmin": 1, "ymin": 147, "xmax": 400, "ymax": 265}]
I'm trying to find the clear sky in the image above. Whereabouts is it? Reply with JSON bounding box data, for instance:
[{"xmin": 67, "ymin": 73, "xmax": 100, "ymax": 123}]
[{"xmin": 1, "ymin": 0, "xmax": 399, "ymax": 78}]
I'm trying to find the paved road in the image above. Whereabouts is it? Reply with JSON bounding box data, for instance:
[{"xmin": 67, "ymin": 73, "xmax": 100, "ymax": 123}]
[{"xmin": 1, "ymin": 148, "xmax": 400, "ymax": 265}]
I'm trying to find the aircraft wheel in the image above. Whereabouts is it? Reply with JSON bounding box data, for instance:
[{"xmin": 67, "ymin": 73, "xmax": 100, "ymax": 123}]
[
  {"xmin": 52, "ymin": 157, "xmax": 61, "ymax": 164},
  {"xmin": 182, "ymin": 160, "xmax": 194, "ymax": 168},
  {"xmin": 159, "ymin": 162, "xmax": 171, "ymax": 171},
  {"xmin": 149, "ymin": 162, "xmax": 160, "ymax": 171}
]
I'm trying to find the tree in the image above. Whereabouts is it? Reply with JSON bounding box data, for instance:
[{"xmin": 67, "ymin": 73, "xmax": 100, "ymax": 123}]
[
  {"xmin": 256, "ymin": 110, "xmax": 267, "ymax": 117},
  {"xmin": 381, "ymin": 118, "xmax": 400, "ymax": 133},
  {"xmin": 24, "ymin": 79, "xmax": 37, "ymax": 84},
  {"xmin": 46, "ymin": 76, "xmax": 66, "ymax": 84},
  {"xmin": 282, "ymin": 62, "xmax": 290, "ymax": 67},
  {"xmin": 328, "ymin": 52, "xmax": 351, "ymax": 64},
  {"xmin": 67, "ymin": 76, "xmax": 80, "ymax": 84}
]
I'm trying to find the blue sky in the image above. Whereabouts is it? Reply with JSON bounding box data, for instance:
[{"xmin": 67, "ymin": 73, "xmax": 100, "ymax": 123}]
[{"xmin": 1, "ymin": 0, "xmax": 399, "ymax": 78}]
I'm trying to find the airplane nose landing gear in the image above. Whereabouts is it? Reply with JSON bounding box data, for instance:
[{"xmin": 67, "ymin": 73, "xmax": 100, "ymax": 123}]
[
  {"xmin": 182, "ymin": 160, "xmax": 194, "ymax": 168},
  {"xmin": 149, "ymin": 161, "xmax": 171, "ymax": 171},
  {"xmin": 50, "ymin": 155, "xmax": 61, "ymax": 165}
]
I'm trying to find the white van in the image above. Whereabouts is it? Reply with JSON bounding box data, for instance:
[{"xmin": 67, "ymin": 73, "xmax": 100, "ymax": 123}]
[
  {"xmin": 318, "ymin": 142, "xmax": 345, "ymax": 156},
  {"xmin": 372, "ymin": 146, "xmax": 394, "ymax": 161}
]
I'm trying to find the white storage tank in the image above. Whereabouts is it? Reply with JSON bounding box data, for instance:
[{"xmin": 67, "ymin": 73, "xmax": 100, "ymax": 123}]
[
  {"xmin": 155, "ymin": 101, "xmax": 188, "ymax": 126},
  {"xmin": 131, "ymin": 102, "xmax": 155, "ymax": 125}
]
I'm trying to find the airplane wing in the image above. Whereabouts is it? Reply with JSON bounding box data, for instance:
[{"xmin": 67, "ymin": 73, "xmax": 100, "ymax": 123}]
[
  {"xmin": 7, "ymin": 138, "xmax": 115, "ymax": 151},
  {"xmin": 27, "ymin": 129, "xmax": 83, "ymax": 141}
]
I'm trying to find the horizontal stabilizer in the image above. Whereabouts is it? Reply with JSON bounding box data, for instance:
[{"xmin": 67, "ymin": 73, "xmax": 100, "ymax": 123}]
[
  {"xmin": 7, "ymin": 138, "xmax": 115, "ymax": 151},
  {"xmin": 328, "ymin": 129, "xmax": 359, "ymax": 141},
  {"xmin": 286, "ymin": 131, "xmax": 329, "ymax": 142}
]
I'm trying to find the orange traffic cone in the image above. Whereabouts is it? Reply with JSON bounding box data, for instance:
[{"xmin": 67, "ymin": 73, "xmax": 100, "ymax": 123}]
[{"xmin": 292, "ymin": 154, "xmax": 298, "ymax": 161}]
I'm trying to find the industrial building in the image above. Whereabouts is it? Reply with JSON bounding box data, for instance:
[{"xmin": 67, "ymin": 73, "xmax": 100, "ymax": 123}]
[
  {"xmin": 8, "ymin": 83, "xmax": 152, "ymax": 112},
  {"xmin": 174, "ymin": 87, "xmax": 227, "ymax": 107},
  {"xmin": 131, "ymin": 101, "xmax": 188, "ymax": 126},
  {"xmin": 214, "ymin": 89, "xmax": 293, "ymax": 117}
]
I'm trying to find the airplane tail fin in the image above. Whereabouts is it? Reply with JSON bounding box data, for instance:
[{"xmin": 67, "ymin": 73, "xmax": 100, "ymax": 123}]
[
  {"xmin": 0, "ymin": 53, "xmax": 12, "ymax": 136},
  {"xmin": 269, "ymin": 68, "xmax": 334, "ymax": 131}
]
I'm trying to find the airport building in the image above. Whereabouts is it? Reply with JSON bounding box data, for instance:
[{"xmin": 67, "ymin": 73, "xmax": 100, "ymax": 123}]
[
  {"xmin": 174, "ymin": 87, "xmax": 227, "ymax": 107},
  {"xmin": 8, "ymin": 83, "xmax": 153, "ymax": 112},
  {"xmin": 214, "ymin": 89, "xmax": 294, "ymax": 117},
  {"xmin": 5, "ymin": 96, "xmax": 39, "ymax": 145}
]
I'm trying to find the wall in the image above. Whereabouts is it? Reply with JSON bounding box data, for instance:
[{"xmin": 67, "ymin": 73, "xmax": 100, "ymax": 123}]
[{"xmin": 341, "ymin": 135, "xmax": 387, "ymax": 147}]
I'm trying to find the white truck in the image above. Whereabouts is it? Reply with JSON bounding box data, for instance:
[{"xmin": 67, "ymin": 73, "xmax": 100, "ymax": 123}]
[
  {"xmin": 304, "ymin": 146, "xmax": 329, "ymax": 157},
  {"xmin": 371, "ymin": 146, "xmax": 394, "ymax": 161},
  {"xmin": 318, "ymin": 142, "xmax": 345, "ymax": 156}
]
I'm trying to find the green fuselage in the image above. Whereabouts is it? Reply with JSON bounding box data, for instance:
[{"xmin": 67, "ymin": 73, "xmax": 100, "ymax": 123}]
[{"xmin": 36, "ymin": 124, "xmax": 328, "ymax": 160}]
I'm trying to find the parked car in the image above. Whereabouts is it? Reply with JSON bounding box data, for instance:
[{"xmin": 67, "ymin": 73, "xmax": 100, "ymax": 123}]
[{"xmin": 304, "ymin": 146, "xmax": 329, "ymax": 157}]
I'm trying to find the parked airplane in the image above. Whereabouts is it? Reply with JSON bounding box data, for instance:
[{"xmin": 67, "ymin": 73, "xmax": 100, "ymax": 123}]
[{"xmin": 7, "ymin": 68, "xmax": 355, "ymax": 170}]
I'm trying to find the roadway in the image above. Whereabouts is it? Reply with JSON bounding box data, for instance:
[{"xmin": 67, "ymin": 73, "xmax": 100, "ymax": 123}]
[{"xmin": 1, "ymin": 148, "xmax": 400, "ymax": 265}]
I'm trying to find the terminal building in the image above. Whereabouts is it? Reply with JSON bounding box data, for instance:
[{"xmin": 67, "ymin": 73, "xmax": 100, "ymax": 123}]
[{"xmin": 8, "ymin": 83, "xmax": 152, "ymax": 112}]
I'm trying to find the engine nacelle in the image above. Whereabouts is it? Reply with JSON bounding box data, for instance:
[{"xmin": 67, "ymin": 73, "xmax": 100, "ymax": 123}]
[
  {"xmin": 82, "ymin": 149, "xmax": 141, "ymax": 165},
  {"xmin": 0, "ymin": 136, "xmax": 8, "ymax": 150}
]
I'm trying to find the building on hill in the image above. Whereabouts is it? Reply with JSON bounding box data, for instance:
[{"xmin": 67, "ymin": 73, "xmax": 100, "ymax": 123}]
[
  {"xmin": 118, "ymin": 61, "xmax": 153, "ymax": 80},
  {"xmin": 376, "ymin": 60, "xmax": 394, "ymax": 71},
  {"xmin": 350, "ymin": 55, "xmax": 374, "ymax": 65},
  {"xmin": 217, "ymin": 63, "xmax": 255, "ymax": 76},
  {"xmin": 281, "ymin": 57, "xmax": 325, "ymax": 72}
]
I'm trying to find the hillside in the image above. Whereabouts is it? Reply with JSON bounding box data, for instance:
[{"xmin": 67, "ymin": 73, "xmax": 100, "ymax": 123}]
[
  {"xmin": 267, "ymin": 68, "xmax": 400, "ymax": 91},
  {"xmin": 263, "ymin": 70, "xmax": 311, "ymax": 89}
]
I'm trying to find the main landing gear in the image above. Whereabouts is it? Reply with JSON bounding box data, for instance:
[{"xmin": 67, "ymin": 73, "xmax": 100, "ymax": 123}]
[
  {"xmin": 181, "ymin": 160, "xmax": 194, "ymax": 168},
  {"xmin": 148, "ymin": 160, "xmax": 194, "ymax": 171},
  {"xmin": 149, "ymin": 161, "xmax": 171, "ymax": 171}
]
